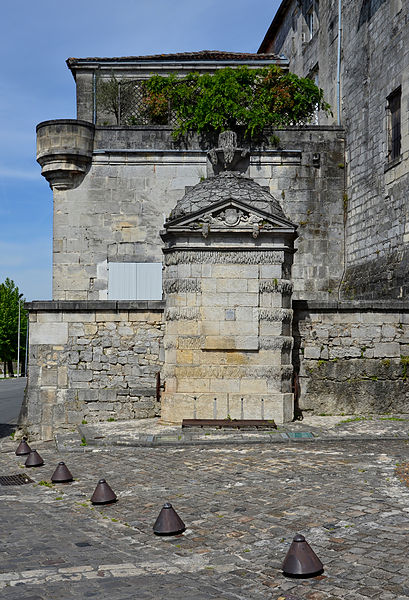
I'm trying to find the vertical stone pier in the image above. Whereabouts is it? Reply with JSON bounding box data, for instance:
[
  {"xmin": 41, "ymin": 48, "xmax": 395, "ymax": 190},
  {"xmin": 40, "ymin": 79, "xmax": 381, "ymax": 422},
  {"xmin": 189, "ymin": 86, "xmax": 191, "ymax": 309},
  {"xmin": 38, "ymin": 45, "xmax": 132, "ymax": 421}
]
[{"xmin": 161, "ymin": 132, "xmax": 297, "ymax": 423}]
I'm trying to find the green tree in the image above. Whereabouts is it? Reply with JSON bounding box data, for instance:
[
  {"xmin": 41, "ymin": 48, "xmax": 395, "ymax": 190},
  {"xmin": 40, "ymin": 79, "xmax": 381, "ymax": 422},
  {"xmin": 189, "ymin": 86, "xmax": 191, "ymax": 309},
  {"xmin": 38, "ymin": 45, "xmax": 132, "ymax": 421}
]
[
  {"xmin": 0, "ymin": 279, "xmax": 27, "ymax": 377},
  {"xmin": 96, "ymin": 74, "xmax": 137, "ymax": 125},
  {"xmin": 143, "ymin": 66, "xmax": 331, "ymax": 139}
]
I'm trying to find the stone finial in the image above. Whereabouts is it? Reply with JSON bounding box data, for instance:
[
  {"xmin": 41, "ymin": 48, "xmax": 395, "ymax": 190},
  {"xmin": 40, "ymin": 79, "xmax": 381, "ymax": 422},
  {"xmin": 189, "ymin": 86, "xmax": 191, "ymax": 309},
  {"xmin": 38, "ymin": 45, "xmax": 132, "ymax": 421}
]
[{"xmin": 208, "ymin": 130, "xmax": 249, "ymax": 173}]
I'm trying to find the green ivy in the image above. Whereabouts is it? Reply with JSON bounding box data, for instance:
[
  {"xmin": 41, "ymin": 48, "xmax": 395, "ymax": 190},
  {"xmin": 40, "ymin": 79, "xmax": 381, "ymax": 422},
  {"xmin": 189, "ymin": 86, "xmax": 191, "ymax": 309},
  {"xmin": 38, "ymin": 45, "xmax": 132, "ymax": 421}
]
[{"xmin": 144, "ymin": 66, "xmax": 331, "ymax": 138}]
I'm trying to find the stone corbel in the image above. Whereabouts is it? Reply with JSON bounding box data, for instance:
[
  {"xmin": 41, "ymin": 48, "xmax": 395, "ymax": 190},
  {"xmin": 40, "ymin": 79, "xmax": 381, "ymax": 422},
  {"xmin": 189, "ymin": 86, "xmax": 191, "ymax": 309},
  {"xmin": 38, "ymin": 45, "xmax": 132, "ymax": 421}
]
[{"xmin": 36, "ymin": 120, "xmax": 95, "ymax": 190}]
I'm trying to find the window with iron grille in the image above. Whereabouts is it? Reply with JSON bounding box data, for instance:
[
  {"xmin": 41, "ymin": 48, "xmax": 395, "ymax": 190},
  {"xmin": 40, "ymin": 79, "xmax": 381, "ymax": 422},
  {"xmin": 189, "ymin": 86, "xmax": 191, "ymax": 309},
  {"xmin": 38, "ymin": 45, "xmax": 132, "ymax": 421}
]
[{"xmin": 387, "ymin": 87, "xmax": 401, "ymax": 162}]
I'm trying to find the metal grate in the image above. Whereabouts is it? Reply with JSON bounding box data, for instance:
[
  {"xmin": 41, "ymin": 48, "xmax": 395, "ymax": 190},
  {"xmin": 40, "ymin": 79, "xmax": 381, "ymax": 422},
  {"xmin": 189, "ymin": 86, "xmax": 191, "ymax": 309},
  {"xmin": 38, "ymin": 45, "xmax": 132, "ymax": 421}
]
[
  {"xmin": 182, "ymin": 419, "xmax": 277, "ymax": 430},
  {"xmin": 0, "ymin": 474, "xmax": 34, "ymax": 486},
  {"xmin": 96, "ymin": 78, "xmax": 193, "ymax": 127},
  {"xmin": 119, "ymin": 80, "xmax": 187, "ymax": 127}
]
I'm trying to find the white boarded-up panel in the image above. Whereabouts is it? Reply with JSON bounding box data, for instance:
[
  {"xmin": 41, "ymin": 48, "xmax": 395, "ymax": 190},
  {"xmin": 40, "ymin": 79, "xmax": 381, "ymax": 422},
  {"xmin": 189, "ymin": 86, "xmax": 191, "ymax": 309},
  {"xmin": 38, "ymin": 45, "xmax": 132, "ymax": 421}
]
[
  {"xmin": 108, "ymin": 262, "xmax": 162, "ymax": 300},
  {"xmin": 136, "ymin": 263, "xmax": 163, "ymax": 300},
  {"xmin": 108, "ymin": 263, "xmax": 137, "ymax": 300}
]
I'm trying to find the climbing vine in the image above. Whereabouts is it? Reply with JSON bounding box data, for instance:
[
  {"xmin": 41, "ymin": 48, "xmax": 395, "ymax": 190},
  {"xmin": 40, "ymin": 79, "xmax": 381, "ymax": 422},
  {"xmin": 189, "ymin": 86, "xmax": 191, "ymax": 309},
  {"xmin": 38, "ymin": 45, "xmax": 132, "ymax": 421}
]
[{"xmin": 143, "ymin": 66, "xmax": 331, "ymax": 138}]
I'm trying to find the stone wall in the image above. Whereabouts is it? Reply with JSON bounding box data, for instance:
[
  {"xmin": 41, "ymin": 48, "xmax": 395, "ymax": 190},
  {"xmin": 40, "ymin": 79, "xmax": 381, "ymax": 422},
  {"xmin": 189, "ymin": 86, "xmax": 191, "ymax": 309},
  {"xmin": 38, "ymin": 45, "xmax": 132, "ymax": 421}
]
[
  {"xmin": 37, "ymin": 122, "xmax": 345, "ymax": 303},
  {"xmin": 260, "ymin": 0, "xmax": 409, "ymax": 301},
  {"xmin": 21, "ymin": 301, "xmax": 164, "ymax": 438},
  {"xmin": 162, "ymin": 249, "xmax": 295, "ymax": 424},
  {"xmin": 293, "ymin": 301, "xmax": 409, "ymax": 415},
  {"xmin": 341, "ymin": 1, "xmax": 409, "ymax": 299}
]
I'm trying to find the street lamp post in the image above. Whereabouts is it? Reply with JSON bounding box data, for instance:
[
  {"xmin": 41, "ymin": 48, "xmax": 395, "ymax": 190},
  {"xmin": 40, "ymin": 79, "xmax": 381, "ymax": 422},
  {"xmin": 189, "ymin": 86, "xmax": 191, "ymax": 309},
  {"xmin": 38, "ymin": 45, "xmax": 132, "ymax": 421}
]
[
  {"xmin": 17, "ymin": 299, "xmax": 21, "ymax": 377},
  {"xmin": 16, "ymin": 293, "xmax": 23, "ymax": 377}
]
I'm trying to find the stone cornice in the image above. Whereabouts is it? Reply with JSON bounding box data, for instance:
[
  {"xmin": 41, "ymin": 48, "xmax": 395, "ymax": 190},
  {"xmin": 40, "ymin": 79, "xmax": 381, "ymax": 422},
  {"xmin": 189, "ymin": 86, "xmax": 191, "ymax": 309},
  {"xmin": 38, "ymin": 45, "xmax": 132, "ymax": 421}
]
[
  {"xmin": 293, "ymin": 300, "xmax": 409, "ymax": 312},
  {"xmin": 25, "ymin": 300, "xmax": 166, "ymax": 312}
]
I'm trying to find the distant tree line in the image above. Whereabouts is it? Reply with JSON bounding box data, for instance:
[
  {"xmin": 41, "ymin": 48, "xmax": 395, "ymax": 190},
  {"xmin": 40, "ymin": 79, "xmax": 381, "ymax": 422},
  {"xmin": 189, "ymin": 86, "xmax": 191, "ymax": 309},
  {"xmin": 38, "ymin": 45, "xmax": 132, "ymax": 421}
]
[{"xmin": 0, "ymin": 278, "xmax": 28, "ymax": 377}]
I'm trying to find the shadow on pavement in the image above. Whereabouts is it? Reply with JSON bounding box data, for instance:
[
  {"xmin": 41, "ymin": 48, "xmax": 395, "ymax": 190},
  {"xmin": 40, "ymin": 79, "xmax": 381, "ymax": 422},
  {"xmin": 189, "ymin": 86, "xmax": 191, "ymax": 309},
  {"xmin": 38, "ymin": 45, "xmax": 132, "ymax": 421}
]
[{"xmin": 0, "ymin": 423, "xmax": 16, "ymax": 439}]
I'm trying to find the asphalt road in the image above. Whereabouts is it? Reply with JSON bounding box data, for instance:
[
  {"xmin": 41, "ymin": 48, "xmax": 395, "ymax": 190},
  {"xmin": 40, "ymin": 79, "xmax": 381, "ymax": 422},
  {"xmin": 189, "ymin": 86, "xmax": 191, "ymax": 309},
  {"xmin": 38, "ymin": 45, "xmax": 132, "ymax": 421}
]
[{"xmin": 0, "ymin": 376, "xmax": 26, "ymax": 425}]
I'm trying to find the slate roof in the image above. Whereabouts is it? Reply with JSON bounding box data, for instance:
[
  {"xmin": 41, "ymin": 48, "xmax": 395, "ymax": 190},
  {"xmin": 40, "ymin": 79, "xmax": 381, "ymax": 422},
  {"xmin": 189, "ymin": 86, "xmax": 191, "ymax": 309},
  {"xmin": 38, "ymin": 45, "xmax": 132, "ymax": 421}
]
[
  {"xmin": 169, "ymin": 171, "xmax": 286, "ymax": 220},
  {"xmin": 67, "ymin": 50, "xmax": 284, "ymax": 67}
]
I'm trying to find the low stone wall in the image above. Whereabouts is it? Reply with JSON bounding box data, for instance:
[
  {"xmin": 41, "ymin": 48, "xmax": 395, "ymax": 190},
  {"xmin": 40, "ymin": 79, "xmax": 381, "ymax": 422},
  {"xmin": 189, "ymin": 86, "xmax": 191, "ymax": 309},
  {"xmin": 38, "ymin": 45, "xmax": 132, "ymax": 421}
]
[
  {"xmin": 21, "ymin": 301, "xmax": 164, "ymax": 439},
  {"xmin": 294, "ymin": 301, "xmax": 409, "ymax": 415}
]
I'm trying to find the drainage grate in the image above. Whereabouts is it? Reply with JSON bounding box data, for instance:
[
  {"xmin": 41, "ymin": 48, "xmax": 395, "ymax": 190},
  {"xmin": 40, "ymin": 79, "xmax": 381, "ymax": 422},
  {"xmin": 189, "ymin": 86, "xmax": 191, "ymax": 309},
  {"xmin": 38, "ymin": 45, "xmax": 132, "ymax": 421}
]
[{"xmin": 0, "ymin": 474, "xmax": 34, "ymax": 486}]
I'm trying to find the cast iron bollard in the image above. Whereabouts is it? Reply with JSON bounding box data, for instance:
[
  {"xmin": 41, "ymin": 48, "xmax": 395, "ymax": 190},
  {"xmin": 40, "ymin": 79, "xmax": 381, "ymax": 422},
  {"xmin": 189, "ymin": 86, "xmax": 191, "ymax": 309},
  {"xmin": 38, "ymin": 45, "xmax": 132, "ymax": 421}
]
[
  {"xmin": 16, "ymin": 437, "xmax": 31, "ymax": 456},
  {"xmin": 51, "ymin": 462, "xmax": 73, "ymax": 483},
  {"xmin": 90, "ymin": 479, "xmax": 117, "ymax": 505},
  {"xmin": 282, "ymin": 534, "xmax": 324, "ymax": 578},
  {"xmin": 153, "ymin": 503, "xmax": 186, "ymax": 536},
  {"xmin": 25, "ymin": 450, "xmax": 44, "ymax": 468}
]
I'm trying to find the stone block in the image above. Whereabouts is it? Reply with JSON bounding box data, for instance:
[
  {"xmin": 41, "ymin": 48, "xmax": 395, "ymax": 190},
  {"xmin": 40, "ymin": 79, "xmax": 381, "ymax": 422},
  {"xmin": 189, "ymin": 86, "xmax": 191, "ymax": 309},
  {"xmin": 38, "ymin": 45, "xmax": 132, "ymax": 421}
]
[
  {"xmin": 239, "ymin": 378, "xmax": 267, "ymax": 394},
  {"xmin": 176, "ymin": 349, "xmax": 193, "ymax": 364},
  {"xmin": 30, "ymin": 322, "xmax": 68, "ymax": 345},
  {"xmin": 209, "ymin": 378, "xmax": 240, "ymax": 394},
  {"xmin": 201, "ymin": 293, "xmax": 229, "ymax": 307},
  {"xmin": 161, "ymin": 393, "xmax": 196, "ymax": 422},
  {"xmin": 304, "ymin": 345, "xmax": 321, "ymax": 359},
  {"xmin": 212, "ymin": 265, "xmax": 259, "ymax": 279},
  {"xmin": 227, "ymin": 292, "xmax": 259, "ymax": 306},
  {"xmin": 219, "ymin": 321, "xmax": 257, "ymax": 336},
  {"xmin": 177, "ymin": 378, "xmax": 210, "ymax": 393},
  {"xmin": 78, "ymin": 389, "xmax": 100, "ymax": 402},
  {"xmin": 37, "ymin": 312, "xmax": 62, "ymax": 323},
  {"xmin": 203, "ymin": 335, "xmax": 258, "ymax": 351},
  {"xmin": 95, "ymin": 311, "xmax": 128, "ymax": 322},
  {"xmin": 260, "ymin": 265, "xmax": 282, "ymax": 278},
  {"xmin": 70, "ymin": 370, "xmax": 93, "ymax": 382},
  {"xmin": 41, "ymin": 367, "xmax": 58, "ymax": 386},
  {"xmin": 201, "ymin": 279, "xmax": 217, "ymax": 292},
  {"xmin": 373, "ymin": 342, "xmax": 401, "ymax": 358},
  {"xmin": 199, "ymin": 321, "xmax": 220, "ymax": 335},
  {"xmin": 62, "ymin": 312, "xmax": 96, "ymax": 322},
  {"xmin": 216, "ymin": 279, "xmax": 248, "ymax": 293}
]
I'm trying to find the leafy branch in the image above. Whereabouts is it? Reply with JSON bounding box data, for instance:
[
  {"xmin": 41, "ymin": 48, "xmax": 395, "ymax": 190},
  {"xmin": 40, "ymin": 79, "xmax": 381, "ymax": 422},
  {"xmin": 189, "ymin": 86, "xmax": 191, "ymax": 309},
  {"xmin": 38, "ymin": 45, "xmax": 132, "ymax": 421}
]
[{"xmin": 144, "ymin": 65, "xmax": 331, "ymax": 138}]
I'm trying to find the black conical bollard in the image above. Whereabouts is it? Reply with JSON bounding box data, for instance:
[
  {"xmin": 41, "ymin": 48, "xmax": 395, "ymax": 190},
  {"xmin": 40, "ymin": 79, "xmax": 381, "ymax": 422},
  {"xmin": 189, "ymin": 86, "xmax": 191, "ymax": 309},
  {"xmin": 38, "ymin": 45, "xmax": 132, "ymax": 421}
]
[
  {"xmin": 153, "ymin": 503, "xmax": 186, "ymax": 536},
  {"xmin": 282, "ymin": 534, "xmax": 324, "ymax": 578},
  {"xmin": 25, "ymin": 449, "xmax": 44, "ymax": 468},
  {"xmin": 51, "ymin": 462, "xmax": 73, "ymax": 483},
  {"xmin": 90, "ymin": 479, "xmax": 117, "ymax": 505},
  {"xmin": 16, "ymin": 437, "xmax": 31, "ymax": 456}
]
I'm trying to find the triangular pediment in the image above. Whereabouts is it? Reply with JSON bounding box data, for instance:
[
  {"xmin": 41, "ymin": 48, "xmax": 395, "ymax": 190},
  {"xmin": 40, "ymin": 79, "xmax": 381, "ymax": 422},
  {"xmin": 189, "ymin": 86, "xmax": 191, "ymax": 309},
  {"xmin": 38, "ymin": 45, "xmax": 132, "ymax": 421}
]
[{"xmin": 164, "ymin": 198, "xmax": 296, "ymax": 236}]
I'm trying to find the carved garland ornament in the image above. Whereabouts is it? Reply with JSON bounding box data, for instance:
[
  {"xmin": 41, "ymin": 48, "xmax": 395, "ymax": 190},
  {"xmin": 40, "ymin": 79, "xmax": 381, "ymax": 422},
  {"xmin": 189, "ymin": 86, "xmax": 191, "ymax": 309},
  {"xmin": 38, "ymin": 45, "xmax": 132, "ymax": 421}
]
[{"xmin": 188, "ymin": 207, "xmax": 269, "ymax": 239}]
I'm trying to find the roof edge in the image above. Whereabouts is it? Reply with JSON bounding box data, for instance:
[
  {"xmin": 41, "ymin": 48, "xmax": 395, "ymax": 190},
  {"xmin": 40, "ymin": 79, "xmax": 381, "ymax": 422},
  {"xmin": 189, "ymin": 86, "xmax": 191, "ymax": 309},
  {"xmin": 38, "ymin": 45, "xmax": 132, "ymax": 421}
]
[
  {"xmin": 66, "ymin": 50, "xmax": 287, "ymax": 71},
  {"xmin": 258, "ymin": 0, "xmax": 293, "ymax": 53}
]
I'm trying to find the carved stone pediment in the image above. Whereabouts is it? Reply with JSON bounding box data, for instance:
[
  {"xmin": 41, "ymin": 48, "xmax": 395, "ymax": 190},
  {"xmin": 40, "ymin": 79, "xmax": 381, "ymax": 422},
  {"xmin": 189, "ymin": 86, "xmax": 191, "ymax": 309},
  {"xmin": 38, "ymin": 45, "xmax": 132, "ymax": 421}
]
[{"xmin": 163, "ymin": 198, "xmax": 297, "ymax": 239}]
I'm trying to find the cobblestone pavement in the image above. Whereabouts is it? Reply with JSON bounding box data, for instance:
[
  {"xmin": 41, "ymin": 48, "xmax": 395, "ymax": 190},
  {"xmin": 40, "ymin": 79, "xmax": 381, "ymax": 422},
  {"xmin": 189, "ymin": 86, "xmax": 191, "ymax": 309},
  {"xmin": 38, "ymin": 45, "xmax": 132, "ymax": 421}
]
[{"xmin": 1, "ymin": 429, "xmax": 409, "ymax": 599}]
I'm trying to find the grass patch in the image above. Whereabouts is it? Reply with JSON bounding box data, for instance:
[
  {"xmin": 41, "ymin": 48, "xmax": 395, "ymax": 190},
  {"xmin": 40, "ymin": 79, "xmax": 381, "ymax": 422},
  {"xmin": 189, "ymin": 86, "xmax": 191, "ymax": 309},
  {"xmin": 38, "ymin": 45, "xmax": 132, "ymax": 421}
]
[{"xmin": 336, "ymin": 416, "xmax": 370, "ymax": 426}]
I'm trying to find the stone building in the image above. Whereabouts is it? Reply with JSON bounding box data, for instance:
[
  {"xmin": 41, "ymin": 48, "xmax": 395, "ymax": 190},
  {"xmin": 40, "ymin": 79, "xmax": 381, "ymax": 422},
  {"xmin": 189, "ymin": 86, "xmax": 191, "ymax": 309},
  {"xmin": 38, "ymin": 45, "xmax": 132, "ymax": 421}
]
[
  {"xmin": 259, "ymin": 0, "xmax": 409, "ymax": 299},
  {"xmin": 257, "ymin": 0, "xmax": 409, "ymax": 416},
  {"xmin": 21, "ymin": 38, "xmax": 409, "ymax": 438}
]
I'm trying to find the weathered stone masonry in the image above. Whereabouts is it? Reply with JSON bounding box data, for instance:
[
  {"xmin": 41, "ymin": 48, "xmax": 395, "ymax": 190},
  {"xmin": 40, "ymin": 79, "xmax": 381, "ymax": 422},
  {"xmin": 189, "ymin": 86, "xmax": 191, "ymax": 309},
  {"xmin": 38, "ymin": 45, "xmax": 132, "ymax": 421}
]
[
  {"xmin": 21, "ymin": 302, "xmax": 164, "ymax": 439},
  {"xmin": 294, "ymin": 301, "xmax": 409, "ymax": 415},
  {"xmin": 22, "ymin": 47, "xmax": 409, "ymax": 437}
]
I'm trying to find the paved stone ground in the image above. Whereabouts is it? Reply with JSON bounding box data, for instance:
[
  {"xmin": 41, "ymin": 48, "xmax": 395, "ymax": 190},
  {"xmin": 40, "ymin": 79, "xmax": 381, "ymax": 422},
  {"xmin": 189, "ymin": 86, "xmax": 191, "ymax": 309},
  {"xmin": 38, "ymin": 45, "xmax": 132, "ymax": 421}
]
[
  {"xmin": 1, "ymin": 423, "xmax": 409, "ymax": 599},
  {"xmin": 59, "ymin": 414, "xmax": 409, "ymax": 450}
]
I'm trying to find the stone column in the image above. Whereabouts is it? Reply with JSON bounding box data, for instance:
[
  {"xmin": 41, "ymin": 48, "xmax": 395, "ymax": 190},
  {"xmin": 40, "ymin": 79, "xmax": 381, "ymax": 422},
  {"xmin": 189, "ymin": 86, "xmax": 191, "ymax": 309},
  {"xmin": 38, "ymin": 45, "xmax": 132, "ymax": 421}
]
[{"xmin": 161, "ymin": 228, "xmax": 296, "ymax": 424}]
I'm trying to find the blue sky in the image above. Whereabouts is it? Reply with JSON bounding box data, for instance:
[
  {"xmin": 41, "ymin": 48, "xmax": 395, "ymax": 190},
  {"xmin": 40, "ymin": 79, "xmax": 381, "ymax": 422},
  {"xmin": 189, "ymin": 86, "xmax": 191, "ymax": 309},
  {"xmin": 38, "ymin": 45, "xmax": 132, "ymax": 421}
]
[{"xmin": 0, "ymin": 0, "xmax": 280, "ymax": 301}]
